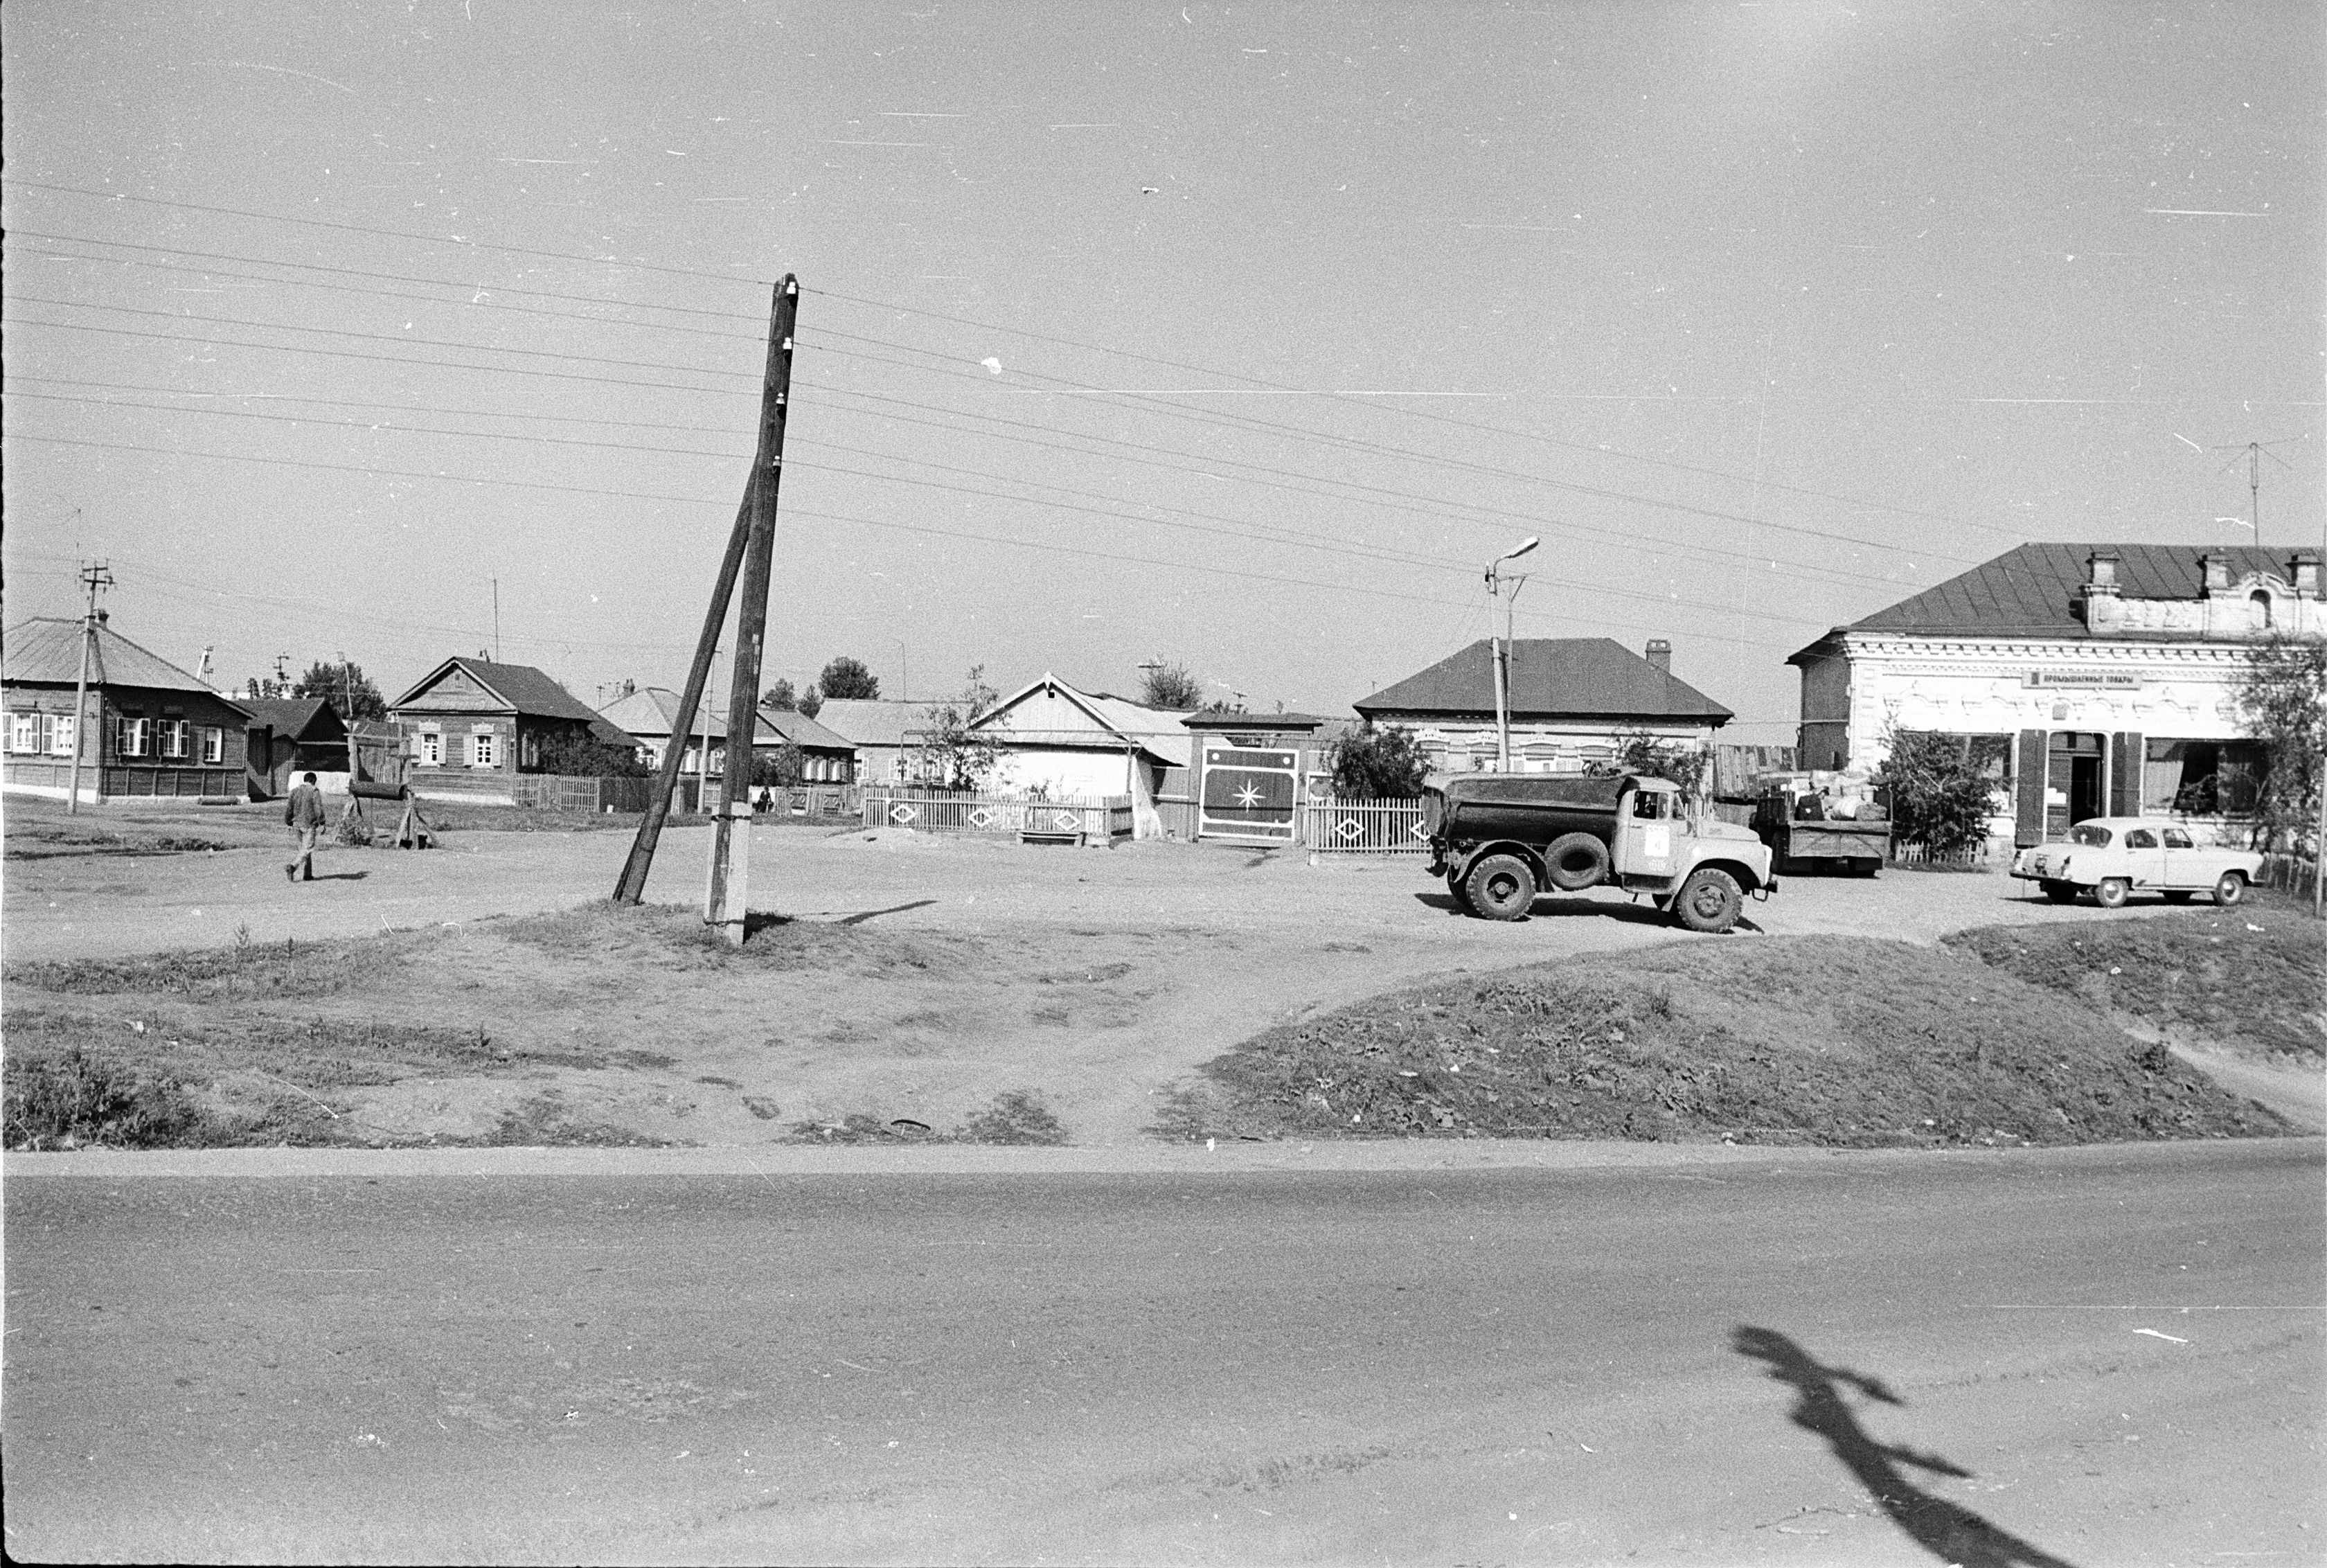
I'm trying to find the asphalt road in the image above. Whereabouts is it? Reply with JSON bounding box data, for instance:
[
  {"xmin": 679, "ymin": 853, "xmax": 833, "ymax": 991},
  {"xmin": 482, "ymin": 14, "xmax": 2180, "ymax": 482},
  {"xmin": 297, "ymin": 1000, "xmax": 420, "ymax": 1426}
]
[{"xmin": 6, "ymin": 1140, "xmax": 2320, "ymax": 1566}]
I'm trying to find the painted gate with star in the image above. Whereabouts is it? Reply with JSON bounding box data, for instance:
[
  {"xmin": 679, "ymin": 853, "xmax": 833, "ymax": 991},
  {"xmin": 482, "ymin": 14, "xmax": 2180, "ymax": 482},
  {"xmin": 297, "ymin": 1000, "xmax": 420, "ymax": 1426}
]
[{"xmin": 1198, "ymin": 745, "xmax": 1299, "ymax": 841}]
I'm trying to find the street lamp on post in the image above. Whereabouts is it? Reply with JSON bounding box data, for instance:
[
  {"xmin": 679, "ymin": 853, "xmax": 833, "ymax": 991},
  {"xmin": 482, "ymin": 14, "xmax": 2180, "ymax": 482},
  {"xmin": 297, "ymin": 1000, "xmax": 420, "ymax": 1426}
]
[{"xmin": 1486, "ymin": 537, "xmax": 1539, "ymax": 772}]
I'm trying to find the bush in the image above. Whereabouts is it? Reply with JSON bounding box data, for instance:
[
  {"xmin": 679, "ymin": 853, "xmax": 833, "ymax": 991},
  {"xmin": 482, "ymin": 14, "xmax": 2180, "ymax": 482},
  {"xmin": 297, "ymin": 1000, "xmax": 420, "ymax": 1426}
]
[
  {"xmin": 3, "ymin": 1047, "xmax": 210, "ymax": 1150},
  {"xmin": 1326, "ymin": 722, "xmax": 1429, "ymax": 799},
  {"xmin": 533, "ymin": 729, "xmax": 650, "ymax": 778},
  {"xmin": 1873, "ymin": 724, "xmax": 1999, "ymax": 858}
]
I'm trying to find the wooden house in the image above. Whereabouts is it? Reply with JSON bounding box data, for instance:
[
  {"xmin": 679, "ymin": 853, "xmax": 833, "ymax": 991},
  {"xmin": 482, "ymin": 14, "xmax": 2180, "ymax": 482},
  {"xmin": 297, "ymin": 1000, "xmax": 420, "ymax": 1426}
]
[
  {"xmin": 2, "ymin": 617, "xmax": 253, "ymax": 803},
  {"xmin": 386, "ymin": 656, "xmax": 639, "ymax": 801},
  {"xmin": 969, "ymin": 675, "xmax": 1191, "ymax": 803}
]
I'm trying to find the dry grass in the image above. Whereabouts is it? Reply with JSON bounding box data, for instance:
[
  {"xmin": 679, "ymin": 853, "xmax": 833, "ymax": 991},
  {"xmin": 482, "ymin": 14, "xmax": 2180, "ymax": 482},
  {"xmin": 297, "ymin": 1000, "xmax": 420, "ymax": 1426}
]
[
  {"xmin": 1154, "ymin": 936, "xmax": 2294, "ymax": 1147},
  {"xmin": 1944, "ymin": 893, "xmax": 2326, "ymax": 1064}
]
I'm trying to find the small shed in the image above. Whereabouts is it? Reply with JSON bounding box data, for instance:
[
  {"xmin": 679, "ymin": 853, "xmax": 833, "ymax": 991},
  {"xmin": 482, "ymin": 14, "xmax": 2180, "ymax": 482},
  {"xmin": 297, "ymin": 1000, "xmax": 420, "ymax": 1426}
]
[
  {"xmin": 1178, "ymin": 711, "xmax": 1330, "ymax": 844},
  {"xmin": 240, "ymin": 697, "xmax": 350, "ymax": 799}
]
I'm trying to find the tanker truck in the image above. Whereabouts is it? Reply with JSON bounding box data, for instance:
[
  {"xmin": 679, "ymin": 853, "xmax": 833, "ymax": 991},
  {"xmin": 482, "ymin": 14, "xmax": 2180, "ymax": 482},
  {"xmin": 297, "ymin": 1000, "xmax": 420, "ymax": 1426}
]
[{"xmin": 1423, "ymin": 772, "xmax": 1776, "ymax": 934}]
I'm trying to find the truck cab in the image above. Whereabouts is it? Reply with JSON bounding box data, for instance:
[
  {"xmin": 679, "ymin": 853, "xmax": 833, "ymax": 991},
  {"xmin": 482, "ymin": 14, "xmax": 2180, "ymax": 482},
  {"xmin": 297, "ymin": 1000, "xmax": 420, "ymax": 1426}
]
[{"xmin": 1424, "ymin": 773, "xmax": 1776, "ymax": 934}]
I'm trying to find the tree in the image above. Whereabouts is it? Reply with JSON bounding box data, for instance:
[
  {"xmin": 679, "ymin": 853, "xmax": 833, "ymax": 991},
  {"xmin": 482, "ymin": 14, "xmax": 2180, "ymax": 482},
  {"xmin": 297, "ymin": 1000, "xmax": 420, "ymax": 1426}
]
[
  {"xmin": 762, "ymin": 677, "xmax": 798, "ymax": 711},
  {"xmin": 2236, "ymin": 633, "xmax": 2327, "ymax": 859},
  {"xmin": 1591, "ymin": 729, "xmax": 1710, "ymax": 799},
  {"xmin": 915, "ymin": 666, "xmax": 1004, "ymax": 790},
  {"xmin": 533, "ymin": 728, "xmax": 649, "ymax": 778},
  {"xmin": 290, "ymin": 659, "xmax": 386, "ymax": 721},
  {"xmin": 1872, "ymin": 724, "xmax": 1999, "ymax": 859},
  {"xmin": 1139, "ymin": 661, "xmax": 1204, "ymax": 711},
  {"xmin": 817, "ymin": 656, "xmax": 880, "ymax": 701},
  {"xmin": 796, "ymin": 685, "xmax": 823, "ymax": 720},
  {"xmin": 748, "ymin": 742, "xmax": 807, "ymax": 788},
  {"xmin": 1326, "ymin": 721, "xmax": 1430, "ymax": 799}
]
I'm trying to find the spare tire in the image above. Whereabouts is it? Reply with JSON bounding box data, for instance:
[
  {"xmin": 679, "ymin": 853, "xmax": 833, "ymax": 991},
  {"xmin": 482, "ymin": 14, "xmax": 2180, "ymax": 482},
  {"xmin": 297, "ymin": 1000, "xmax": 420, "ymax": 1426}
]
[{"xmin": 1542, "ymin": 831, "xmax": 1610, "ymax": 891}]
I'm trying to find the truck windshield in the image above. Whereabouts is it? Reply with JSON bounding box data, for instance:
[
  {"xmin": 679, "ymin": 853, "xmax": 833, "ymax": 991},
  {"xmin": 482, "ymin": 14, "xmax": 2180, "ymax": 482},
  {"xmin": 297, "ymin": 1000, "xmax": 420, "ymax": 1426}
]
[{"xmin": 2068, "ymin": 823, "xmax": 2113, "ymax": 847}]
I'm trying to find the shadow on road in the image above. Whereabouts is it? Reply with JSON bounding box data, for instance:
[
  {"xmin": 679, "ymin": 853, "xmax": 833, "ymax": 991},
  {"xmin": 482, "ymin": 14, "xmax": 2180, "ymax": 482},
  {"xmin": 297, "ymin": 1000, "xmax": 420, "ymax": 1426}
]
[
  {"xmin": 1733, "ymin": 1326, "xmax": 2080, "ymax": 1568},
  {"xmin": 1409, "ymin": 890, "xmax": 1671, "ymax": 927},
  {"xmin": 837, "ymin": 898, "xmax": 939, "ymax": 927}
]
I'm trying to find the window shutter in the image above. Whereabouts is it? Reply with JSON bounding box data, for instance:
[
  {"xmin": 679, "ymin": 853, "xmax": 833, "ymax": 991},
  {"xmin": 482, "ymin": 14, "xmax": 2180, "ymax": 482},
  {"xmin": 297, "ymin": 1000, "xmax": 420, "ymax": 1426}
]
[
  {"xmin": 2014, "ymin": 729, "xmax": 2047, "ymax": 847},
  {"xmin": 2109, "ymin": 732, "xmax": 2143, "ymax": 818}
]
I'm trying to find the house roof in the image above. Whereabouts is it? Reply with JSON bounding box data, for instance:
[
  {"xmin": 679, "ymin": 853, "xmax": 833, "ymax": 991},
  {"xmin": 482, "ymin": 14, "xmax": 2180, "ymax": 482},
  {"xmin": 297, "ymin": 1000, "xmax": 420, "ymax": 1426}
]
[
  {"xmin": 810, "ymin": 698, "xmax": 947, "ymax": 749},
  {"xmin": 1355, "ymin": 639, "xmax": 1732, "ymax": 724},
  {"xmin": 1179, "ymin": 710, "xmax": 1329, "ymax": 732},
  {"xmin": 3, "ymin": 618, "xmax": 247, "ymax": 708},
  {"xmin": 239, "ymin": 697, "xmax": 346, "ymax": 741},
  {"xmin": 1796, "ymin": 543, "xmax": 2303, "ymax": 654},
  {"xmin": 969, "ymin": 675, "xmax": 1195, "ymax": 768},
  {"xmin": 754, "ymin": 705, "xmax": 855, "ymax": 753},
  {"xmin": 391, "ymin": 656, "xmax": 634, "ymax": 745},
  {"xmin": 597, "ymin": 686, "xmax": 726, "ymax": 743}
]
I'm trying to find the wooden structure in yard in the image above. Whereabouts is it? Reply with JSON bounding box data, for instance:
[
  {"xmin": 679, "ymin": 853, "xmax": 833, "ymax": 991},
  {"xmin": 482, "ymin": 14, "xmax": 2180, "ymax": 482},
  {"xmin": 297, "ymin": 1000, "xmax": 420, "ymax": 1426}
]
[{"xmin": 387, "ymin": 656, "xmax": 639, "ymax": 804}]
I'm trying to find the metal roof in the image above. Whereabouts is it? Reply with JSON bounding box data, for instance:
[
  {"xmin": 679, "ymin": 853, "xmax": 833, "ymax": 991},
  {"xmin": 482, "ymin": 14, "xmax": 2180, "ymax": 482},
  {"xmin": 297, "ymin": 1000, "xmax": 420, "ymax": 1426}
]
[
  {"xmin": 754, "ymin": 705, "xmax": 855, "ymax": 753},
  {"xmin": 1805, "ymin": 543, "xmax": 2301, "ymax": 650},
  {"xmin": 239, "ymin": 697, "xmax": 346, "ymax": 740},
  {"xmin": 3, "ymin": 618, "xmax": 246, "ymax": 704},
  {"xmin": 1354, "ymin": 639, "xmax": 1732, "ymax": 723},
  {"xmin": 596, "ymin": 686, "xmax": 726, "ymax": 742},
  {"xmin": 391, "ymin": 655, "xmax": 634, "ymax": 746},
  {"xmin": 810, "ymin": 698, "xmax": 947, "ymax": 749}
]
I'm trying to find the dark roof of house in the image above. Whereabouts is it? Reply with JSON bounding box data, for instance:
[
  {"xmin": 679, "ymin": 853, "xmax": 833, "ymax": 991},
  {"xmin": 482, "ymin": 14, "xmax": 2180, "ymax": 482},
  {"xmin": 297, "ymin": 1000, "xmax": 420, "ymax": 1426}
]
[
  {"xmin": 1354, "ymin": 639, "xmax": 1732, "ymax": 723},
  {"xmin": 239, "ymin": 697, "xmax": 346, "ymax": 740},
  {"xmin": 1799, "ymin": 543, "xmax": 2301, "ymax": 654},
  {"xmin": 3, "ymin": 618, "xmax": 248, "ymax": 706},
  {"xmin": 391, "ymin": 657, "xmax": 634, "ymax": 746},
  {"xmin": 1179, "ymin": 711, "xmax": 1329, "ymax": 732},
  {"xmin": 754, "ymin": 705, "xmax": 855, "ymax": 752}
]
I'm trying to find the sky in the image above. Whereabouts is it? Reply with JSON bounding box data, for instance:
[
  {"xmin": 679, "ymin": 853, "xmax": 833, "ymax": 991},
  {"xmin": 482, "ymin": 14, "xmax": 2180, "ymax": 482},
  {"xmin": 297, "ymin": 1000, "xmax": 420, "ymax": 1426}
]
[{"xmin": 5, "ymin": 0, "xmax": 2321, "ymax": 740}]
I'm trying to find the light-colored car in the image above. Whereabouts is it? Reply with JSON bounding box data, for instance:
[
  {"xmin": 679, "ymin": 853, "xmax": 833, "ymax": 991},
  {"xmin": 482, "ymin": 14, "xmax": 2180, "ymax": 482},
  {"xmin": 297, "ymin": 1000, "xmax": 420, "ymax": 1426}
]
[{"xmin": 2009, "ymin": 817, "xmax": 2263, "ymax": 908}]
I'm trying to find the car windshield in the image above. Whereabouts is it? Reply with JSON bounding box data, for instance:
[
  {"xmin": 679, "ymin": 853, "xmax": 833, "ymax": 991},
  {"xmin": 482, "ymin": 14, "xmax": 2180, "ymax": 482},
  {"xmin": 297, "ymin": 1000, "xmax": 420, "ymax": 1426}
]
[{"xmin": 2069, "ymin": 824, "xmax": 2114, "ymax": 847}]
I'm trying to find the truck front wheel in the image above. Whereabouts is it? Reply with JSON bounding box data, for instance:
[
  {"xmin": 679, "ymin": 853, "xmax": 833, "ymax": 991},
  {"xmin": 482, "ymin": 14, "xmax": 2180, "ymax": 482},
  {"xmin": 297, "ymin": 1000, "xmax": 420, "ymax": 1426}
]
[
  {"xmin": 1673, "ymin": 867, "xmax": 1743, "ymax": 934},
  {"xmin": 1464, "ymin": 854, "xmax": 1537, "ymax": 921}
]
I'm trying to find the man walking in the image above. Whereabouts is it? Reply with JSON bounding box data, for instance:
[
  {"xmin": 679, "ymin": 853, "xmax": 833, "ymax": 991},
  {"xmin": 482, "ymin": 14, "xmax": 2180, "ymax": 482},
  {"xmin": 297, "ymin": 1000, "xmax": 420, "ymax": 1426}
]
[{"xmin": 285, "ymin": 772, "xmax": 328, "ymax": 882}]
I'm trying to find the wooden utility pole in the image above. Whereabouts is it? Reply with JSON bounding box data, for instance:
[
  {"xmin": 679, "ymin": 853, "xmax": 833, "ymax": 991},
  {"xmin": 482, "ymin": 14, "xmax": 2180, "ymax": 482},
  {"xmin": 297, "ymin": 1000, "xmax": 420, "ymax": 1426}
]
[
  {"xmin": 704, "ymin": 276, "xmax": 799, "ymax": 943},
  {"xmin": 610, "ymin": 481, "xmax": 754, "ymax": 904},
  {"xmin": 65, "ymin": 562, "xmax": 113, "ymax": 815}
]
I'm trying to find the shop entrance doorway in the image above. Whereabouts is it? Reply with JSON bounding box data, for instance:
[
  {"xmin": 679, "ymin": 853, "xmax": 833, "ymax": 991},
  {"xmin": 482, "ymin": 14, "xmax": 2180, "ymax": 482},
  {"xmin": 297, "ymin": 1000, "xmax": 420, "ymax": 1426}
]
[{"xmin": 2047, "ymin": 731, "xmax": 2104, "ymax": 837}]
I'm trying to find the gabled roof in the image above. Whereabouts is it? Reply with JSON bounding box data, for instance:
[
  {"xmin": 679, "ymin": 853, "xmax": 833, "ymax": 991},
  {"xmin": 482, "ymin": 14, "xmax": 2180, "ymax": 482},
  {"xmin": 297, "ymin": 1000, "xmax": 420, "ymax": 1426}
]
[
  {"xmin": 1355, "ymin": 639, "xmax": 1731, "ymax": 724},
  {"xmin": 754, "ymin": 705, "xmax": 855, "ymax": 753},
  {"xmin": 596, "ymin": 686, "xmax": 727, "ymax": 743},
  {"xmin": 3, "ymin": 618, "xmax": 247, "ymax": 708},
  {"xmin": 1799, "ymin": 543, "xmax": 2299, "ymax": 653},
  {"xmin": 391, "ymin": 656, "xmax": 634, "ymax": 746},
  {"xmin": 810, "ymin": 698, "xmax": 947, "ymax": 749},
  {"xmin": 970, "ymin": 674, "xmax": 1195, "ymax": 767},
  {"xmin": 239, "ymin": 697, "xmax": 346, "ymax": 742}
]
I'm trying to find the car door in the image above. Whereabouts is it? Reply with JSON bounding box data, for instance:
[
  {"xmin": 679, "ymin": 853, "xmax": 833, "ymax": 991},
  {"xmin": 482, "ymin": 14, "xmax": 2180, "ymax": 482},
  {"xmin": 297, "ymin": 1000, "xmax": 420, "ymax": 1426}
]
[
  {"xmin": 2118, "ymin": 826, "xmax": 2165, "ymax": 889},
  {"xmin": 2159, "ymin": 826, "xmax": 2203, "ymax": 889}
]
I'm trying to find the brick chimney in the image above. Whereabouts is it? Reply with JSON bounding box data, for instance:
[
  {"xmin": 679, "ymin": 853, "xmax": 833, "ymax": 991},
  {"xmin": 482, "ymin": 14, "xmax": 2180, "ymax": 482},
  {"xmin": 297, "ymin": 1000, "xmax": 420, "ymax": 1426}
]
[{"xmin": 1645, "ymin": 639, "xmax": 1673, "ymax": 676}]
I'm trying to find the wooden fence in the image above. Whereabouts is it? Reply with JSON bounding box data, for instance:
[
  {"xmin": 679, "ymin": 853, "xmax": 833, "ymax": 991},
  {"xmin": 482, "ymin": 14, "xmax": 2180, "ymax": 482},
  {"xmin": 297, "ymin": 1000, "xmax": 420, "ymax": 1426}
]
[
  {"xmin": 862, "ymin": 790, "xmax": 1133, "ymax": 845},
  {"xmin": 1301, "ymin": 797, "xmax": 1430, "ymax": 855}
]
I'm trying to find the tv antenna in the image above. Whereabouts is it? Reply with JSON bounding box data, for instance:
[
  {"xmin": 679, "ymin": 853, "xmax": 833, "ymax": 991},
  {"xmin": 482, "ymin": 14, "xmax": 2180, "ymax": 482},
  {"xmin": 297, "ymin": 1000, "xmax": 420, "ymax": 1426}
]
[{"xmin": 2209, "ymin": 438, "xmax": 2299, "ymax": 547}]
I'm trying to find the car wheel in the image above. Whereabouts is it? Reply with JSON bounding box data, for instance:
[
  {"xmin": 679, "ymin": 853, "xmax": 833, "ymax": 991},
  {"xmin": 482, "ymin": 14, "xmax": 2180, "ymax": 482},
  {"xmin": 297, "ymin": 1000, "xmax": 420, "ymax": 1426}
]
[
  {"xmin": 2041, "ymin": 880, "xmax": 2078, "ymax": 904},
  {"xmin": 1463, "ymin": 853, "xmax": 1537, "ymax": 921},
  {"xmin": 1673, "ymin": 867, "xmax": 1743, "ymax": 934},
  {"xmin": 2161, "ymin": 889, "xmax": 2194, "ymax": 904},
  {"xmin": 2213, "ymin": 871, "xmax": 2247, "ymax": 907},
  {"xmin": 2093, "ymin": 877, "xmax": 2130, "ymax": 909}
]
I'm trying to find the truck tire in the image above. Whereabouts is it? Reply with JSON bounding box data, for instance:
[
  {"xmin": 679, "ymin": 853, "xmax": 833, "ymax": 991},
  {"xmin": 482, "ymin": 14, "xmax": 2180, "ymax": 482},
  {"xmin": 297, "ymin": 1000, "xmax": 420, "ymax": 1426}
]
[
  {"xmin": 1447, "ymin": 869, "xmax": 1476, "ymax": 915},
  {"xmin": 1542, "ymin": 831, "xmax": 1610, "ymax": 891},
  {"xmin": 1673, "ymin": 867, "xmax": 1743, "ymax": 934},
  {"xmin": 1464, "ymin": 854, "xmax": 1537, "ymax": 921}
]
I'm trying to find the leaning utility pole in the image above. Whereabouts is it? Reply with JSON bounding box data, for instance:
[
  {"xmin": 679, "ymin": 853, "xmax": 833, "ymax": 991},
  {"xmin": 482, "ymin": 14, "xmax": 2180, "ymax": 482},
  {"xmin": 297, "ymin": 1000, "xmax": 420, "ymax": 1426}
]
[
  {"xmin": 705, "ymin": 276, "xmax": 800, "ymax": 943},
  {"xmin": 609, "ymin": 274, "xmax": 799, "ymax": 939},
  {"xmin": 64, "ymin": 561, "xmax": 114, "ymax": 816}
]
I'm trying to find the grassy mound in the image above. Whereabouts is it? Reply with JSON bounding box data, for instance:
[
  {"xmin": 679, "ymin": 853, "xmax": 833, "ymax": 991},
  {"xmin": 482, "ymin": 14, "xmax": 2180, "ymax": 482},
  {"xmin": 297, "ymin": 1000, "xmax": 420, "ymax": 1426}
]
[
  {"xmin": 1155, "ymin": 936, "xmax": 2294, "ymax": 1146},
  {"xmin": 1945, "ymin": 900, "xmax": 2325, "ymax": 1064}
]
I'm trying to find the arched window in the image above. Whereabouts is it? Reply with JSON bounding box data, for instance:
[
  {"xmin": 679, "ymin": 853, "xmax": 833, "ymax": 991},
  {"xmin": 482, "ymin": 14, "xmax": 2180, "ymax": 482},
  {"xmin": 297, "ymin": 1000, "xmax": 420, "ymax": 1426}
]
[{"xmin": 2249, "ymin": 589, "xmax": 2274, "ymax": 630}]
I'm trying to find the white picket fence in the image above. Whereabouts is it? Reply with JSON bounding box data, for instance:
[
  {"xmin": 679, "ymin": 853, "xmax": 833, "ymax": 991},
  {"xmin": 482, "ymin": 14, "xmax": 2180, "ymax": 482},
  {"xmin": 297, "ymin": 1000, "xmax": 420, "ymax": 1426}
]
[
  {"xmin": 1301, "ymin": 797, "xmax": 1431, "ymax": 855},
  {"xmin": 862, "ymin": 790, "xmax": 1133, "ymax": 844}
]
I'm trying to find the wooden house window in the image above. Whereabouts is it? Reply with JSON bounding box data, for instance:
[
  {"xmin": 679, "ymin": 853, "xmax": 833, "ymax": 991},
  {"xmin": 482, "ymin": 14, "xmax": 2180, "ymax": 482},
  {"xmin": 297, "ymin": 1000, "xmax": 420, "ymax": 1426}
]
[
  {"xmin": 115, "ymin": 716, "xmax": 153, "ymax": 758},
  {"xmin": 201, "ymin": 726, "xmax": 224, "ymax": 763},
  {"xmin": 418, "ymin": 729, "xmax": 443, "ymax": 766},
  {"xmin": 159, "ymin": 719, "xmax": 191, "ymax": 758},
  {"xmin": 471, "ymin": 727, "xmax": 499, "ymax": 768},
  {"xmin": 7, "ymin": 713, "xmax": 37, "ymax": 754},
  {"xmin": 521, "ymin": 729, "xmax": 540, "ymax": 769}
]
